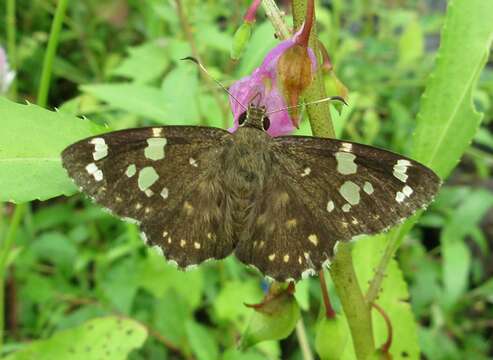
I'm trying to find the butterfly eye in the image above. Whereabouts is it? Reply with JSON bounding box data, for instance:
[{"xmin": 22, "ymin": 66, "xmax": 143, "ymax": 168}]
[
  {"xmin": 262, "ymin": 116, "xmax": 271, "ymax": 131},
  {"xmin": 238, "ymin": 112, "xmax": 247, "ymax": 126}
]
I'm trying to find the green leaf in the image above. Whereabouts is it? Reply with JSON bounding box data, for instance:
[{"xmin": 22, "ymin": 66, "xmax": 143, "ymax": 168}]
[
  {"xmin": 185, "ymin": 320, "xmax": 219, "ymax": 360},
  {"xmin": 398, "ymin": 18, "xmax": 424, "ymax": 67},
  {"xmin": 138, "ymin": 251, "xmax": 204, "ymax": 309},
  {"xmin": 112, "ymin": 40, "xmax": 170, "ymax": 84},
  {"xmin": 30, "ymin": 231, "xmax": 77, "ymax": 273},
  {"xmin": 2, "ymin": 316, "xmax": 147, "ymax": 360},
  {"xmin": 160, "ymin": 65, "xmax": 200, "ymax": 125},
  {"xmin": 413, "ymin": 0, "xmax": 493, "ymax": 178},
  {"xmin": 80, "ymin": 83, "xmax": 171, "ymax": 123},
  {"xmin": 213, "ymin": 280, "xmax": 263, "ymax": 325},
  {"xmin": 236, "ymin": 21, "xmax": 279, "ymax": 77},
  {"xmin": 441, "ymin": 189, "xmax": 493, "ymax": 305},
  {"xmin": 0, "ymin": 98, "xmax": 102, "ymax": 203}
]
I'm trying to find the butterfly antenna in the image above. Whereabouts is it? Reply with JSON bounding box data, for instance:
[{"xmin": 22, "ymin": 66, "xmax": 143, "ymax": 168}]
[
  {"xmin": 266, "ymin": 96, "xmax": 348, "ymax": 115},
  {"xmin": 181, "ymin": 56, "xmax": 248, "ymax": 111}
]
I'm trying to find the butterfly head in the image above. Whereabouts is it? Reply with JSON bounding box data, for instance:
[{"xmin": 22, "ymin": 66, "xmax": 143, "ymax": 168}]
[{"xmin": 238, "ymin": 104, "xmax": 271, "ymax": 132}]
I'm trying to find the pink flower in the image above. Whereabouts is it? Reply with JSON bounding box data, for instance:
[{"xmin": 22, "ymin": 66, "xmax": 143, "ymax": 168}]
[
  {"xmin": 228, "ymin": 32, "xmax": 317, "ymax": 137},
  {"xmin": 0, "ymin": 47, "xmax": 15, "ymax": 94}
]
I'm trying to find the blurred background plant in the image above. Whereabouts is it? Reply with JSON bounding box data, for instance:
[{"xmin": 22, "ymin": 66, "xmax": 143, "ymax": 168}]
[{"xmin": 0, "ymin": 0, "xmax": 492, "ymax": 359}]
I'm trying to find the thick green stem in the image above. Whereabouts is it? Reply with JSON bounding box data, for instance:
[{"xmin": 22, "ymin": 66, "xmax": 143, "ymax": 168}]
[
  {"xmin": 6, "ymin": 0, "xmax": 17, "ymax": 98},
  {"xmin": 37, "ymin": 0, "xmax": 69, "ymax": 107},
  {"xmin": 292, "ymin": 1, "xmax": 375, "ymax": 358}
]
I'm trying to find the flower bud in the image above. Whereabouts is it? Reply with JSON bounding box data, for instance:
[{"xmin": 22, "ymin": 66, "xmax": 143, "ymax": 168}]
[
  {"xmin": 239, "ymin": 283, "xmax": 300, "ymax": 349},
  {"xmin": 277, "ymin": 44, "xmax": 314, "ymax": 126},
  {"xmin": 231, "ymin": 22, "xmax": 253, "ymax": 61},
  {"xmin": 315, "ymin": 314, "xmax": 349, "ymax": 360},
  {"xmin": 0, "ymin": 47, "xmax": 15, "ymax": 94}
]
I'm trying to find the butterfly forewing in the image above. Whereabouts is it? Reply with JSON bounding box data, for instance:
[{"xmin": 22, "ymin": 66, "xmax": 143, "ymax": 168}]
[
  {"xmin": 273, "ymin": 136, "xmax": 440, "ymax": 239},
  {"xmin": 62, "ymin": 126, "xmax": 235, "ymax": 267}
]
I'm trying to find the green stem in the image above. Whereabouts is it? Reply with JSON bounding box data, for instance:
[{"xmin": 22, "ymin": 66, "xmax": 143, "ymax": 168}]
[
  {"xmin": 37, "ymin": 0, "xmax": 69, "ymax": 108},
  {"xmin": 0, "ymin": 204, "xmax": 26, "ymax": 347},
  {"xmin": 292, "ymin": 1, "xmax": 375, "ymax": 358},
  {"xmin": 261, "ymin": 0, "xmax": 291, "ymax": 40},
  {"xmin": 295, "ymin": 318, "xmax": 314, "ymax": 360},
  {"xmin": 6, "ymin": 0, "xmax": 17, "ymax": 98}
]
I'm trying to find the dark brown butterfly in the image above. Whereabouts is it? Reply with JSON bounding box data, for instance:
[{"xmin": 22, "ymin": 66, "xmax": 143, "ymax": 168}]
[{"xmin": 62, "ymin": 104, "xmax": 440, "ymax": 281}]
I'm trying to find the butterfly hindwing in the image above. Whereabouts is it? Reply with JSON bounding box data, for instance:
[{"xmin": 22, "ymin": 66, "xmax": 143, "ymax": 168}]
[
  {"xmin": 62, "ymin": 126, "xmax": 235, "ymax": 267},
  {"xmin": 272, "ymin": 136, "xmax": 441, "ymax": 239},
  {"xmin": 234, "ymin": 167, "xmax": 336, "ymax": 281}
]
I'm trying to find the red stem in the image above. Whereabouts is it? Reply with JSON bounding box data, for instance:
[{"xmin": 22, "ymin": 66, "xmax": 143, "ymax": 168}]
[
  {"xmin": 319, "ymin": 270, "xmax": 336, "ymax": 319},
  {"xmin": 296, "ymin": 0, "xmax": 315, "ymax": 47},
  {"xmin": 244, "ymin": 0, "xmax": 262, "ymax": 23},
  {"xmin": 372, "ymin": 302, "xmax": 393, "ymax": 353}
]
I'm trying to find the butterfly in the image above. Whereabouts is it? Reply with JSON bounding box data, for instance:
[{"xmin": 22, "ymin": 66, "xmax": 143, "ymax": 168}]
[{"xmin": 62, "ymin": 103, "xmax": 440, "ymax": 282}]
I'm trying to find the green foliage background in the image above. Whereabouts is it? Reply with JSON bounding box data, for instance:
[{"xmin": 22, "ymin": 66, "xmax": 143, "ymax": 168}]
[{"xmin": 0, "ymin": 0, "xmax": 492, "ymax": 359}]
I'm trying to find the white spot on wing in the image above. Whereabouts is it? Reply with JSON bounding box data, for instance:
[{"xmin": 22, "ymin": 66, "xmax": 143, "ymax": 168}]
[
  {"xmin": 363, "ymin": 181, "xmax": 374, "ymax": 195},
  {"xmin": 138, "ymin": 166, "xmax": 159, "ymax": 192},
  {"xmin": 393, "ymin": 159, "xmax": 411, "ymax": 183},
  {"xmin": 342, "ymin": 204, "xmax": 351, "ymax": 212},
  {"xmin": 160, "ymin": 187, "xmax": 169, "ymax": 199},
  {"xmin": 335, "ymin": 152, "xmax": 357, "ymax": 175},
  {"xmin": 326, "ymin": 200, "xmax": 335, "ymax": 212},
  {"xmin": 301, "ymin": 167, "xmax": 311, "ymax": 177},
  {"xmin": 90, "ymin": 138, "xmax": 108, "ymax": 161},
  {"xmin": 340, "ymin": 142, "xmax": 353, "ymax": 152},
  {"xmin": 85, "ymin": 163, "xmax": 98, "ymax": 174},
  {"xmin": 403, "ymin": 185, "xmax": 413, "ymax": 197},
  {"xmin": 189, "ymin": 157, "xmax": 198, "ymax": 167},
  {"xmin": 144, "ymin": 138, "xmax": 167, "ymax": 161},
  {"xmin": 152, "ymin": 128, "xmax": 163, "ymax": 137},
  {"xmin": 85, "ymin": 162, "xmax": 103, "ymax": 182},
  {"xmin": 339, "ymin": 181, "xmax": 361, "ymax": 205},
  {"xmin": 308, "ymin": 234, "xmax": 318, "ymax": 246},
  {"xmin": 395, "ymin": 191, "xmax": 405, "ymax": 202},
  {"xmin": 126, "ymin": 164, "xmax": 136, "ymax": 177}
]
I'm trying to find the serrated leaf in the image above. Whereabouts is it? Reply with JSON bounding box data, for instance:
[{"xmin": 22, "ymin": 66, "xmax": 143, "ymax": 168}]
[
  {"xmin": 340, "ymin": 236, "xmax": 420, "ymax": 359},
  {"xmin": 2, "ymin": 316, "xmax": 147, "ymax": 360},
  {"xmin": 0, "ymin": 98, "xmax": 102, "ymax": 203},
  {"xmin": 413, "ymin": 0, "xmax": 493, "ymax": 178}
]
